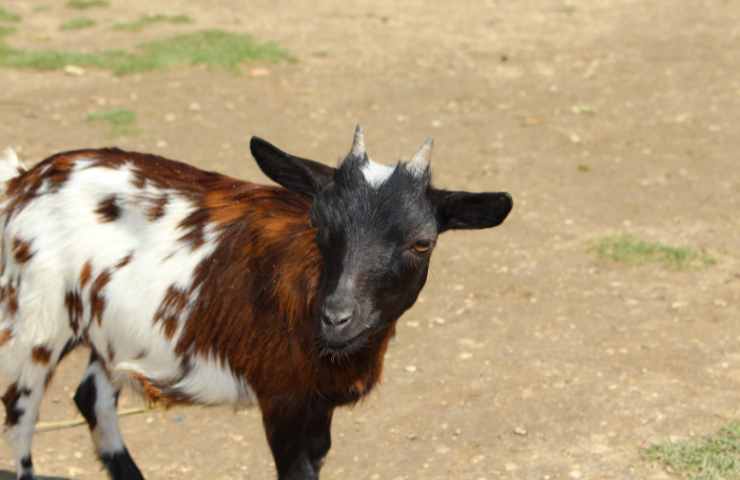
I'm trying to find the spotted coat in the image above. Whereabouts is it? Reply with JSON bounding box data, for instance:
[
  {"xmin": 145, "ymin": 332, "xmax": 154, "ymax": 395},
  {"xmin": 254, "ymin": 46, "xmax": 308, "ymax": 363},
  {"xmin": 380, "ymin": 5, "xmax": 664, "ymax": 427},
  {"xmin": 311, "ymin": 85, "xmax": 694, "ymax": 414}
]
[{"xmin": 0, "ymin": 148, "xmax": 391, "ymax": 480}]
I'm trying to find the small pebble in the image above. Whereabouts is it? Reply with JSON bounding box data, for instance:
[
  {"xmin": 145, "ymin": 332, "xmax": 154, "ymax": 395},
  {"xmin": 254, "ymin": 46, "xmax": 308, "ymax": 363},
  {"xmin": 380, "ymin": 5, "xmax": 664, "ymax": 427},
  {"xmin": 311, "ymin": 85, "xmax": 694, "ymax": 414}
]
[
  {"xmin": 513, "ymin": 426, "xmax": 527, "ymax": 436},
  {"xmin": 405, "ymin": 365, "xmax": 417, "ymax": 373},
  {"xmin": 250, "ymin": 67, "xmax": 271, "ymax": 77},
  {"xmin": 64, "ymin": 65, "xmax": 85, "ymax": 76},
  {"xmin": 505, "ymin": 462, "xmax": 518, "ymax": 472}
]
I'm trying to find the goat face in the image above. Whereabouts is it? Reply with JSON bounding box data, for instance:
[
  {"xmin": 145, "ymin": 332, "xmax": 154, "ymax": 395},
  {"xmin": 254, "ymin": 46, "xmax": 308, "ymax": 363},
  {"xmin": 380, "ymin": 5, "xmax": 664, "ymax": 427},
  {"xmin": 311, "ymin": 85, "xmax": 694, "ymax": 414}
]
[
  {"xmin": 250, "ymin": 126, "xmax": 513, "ymax": 356},
  {"xmin": 309, "ymin": 151, "xmax": 438, "ymax": 354}
]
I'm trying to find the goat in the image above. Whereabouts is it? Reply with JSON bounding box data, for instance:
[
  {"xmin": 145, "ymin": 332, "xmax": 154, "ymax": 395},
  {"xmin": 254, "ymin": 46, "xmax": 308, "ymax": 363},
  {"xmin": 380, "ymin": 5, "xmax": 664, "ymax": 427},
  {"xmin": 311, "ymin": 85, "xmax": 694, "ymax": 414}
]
[{"xmin": 0, "ymin": 126, "xmax": 512, "ymax": 480}]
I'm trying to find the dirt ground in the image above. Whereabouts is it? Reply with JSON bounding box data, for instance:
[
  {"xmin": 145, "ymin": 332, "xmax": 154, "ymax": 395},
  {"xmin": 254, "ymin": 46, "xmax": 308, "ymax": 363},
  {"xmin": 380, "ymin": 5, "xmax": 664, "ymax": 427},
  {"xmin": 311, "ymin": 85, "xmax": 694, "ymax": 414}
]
[{"xmin": 1, "ymin": 1, "xmax": 740, "ymax": 479}]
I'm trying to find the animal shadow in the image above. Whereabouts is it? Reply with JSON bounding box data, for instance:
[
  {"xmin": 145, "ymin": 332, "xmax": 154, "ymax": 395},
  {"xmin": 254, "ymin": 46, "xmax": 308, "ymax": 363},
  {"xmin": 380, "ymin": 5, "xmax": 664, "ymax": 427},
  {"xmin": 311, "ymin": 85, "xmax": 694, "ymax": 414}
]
[{"xmin": 0, "ymin": 470, "xmax": 70, "ymax": 480}]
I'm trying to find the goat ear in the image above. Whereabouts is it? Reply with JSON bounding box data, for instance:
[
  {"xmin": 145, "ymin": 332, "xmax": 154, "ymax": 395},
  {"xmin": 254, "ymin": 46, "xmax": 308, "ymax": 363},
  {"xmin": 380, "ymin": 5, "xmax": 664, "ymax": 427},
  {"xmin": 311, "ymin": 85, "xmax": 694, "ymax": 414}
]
[
  {"xmin": 430, "ymin": 189, "xmax": 513, "ymax": 233},
  {"xmin": 250, "ymin": 137, "xmax": 334, "ymax": 196}
]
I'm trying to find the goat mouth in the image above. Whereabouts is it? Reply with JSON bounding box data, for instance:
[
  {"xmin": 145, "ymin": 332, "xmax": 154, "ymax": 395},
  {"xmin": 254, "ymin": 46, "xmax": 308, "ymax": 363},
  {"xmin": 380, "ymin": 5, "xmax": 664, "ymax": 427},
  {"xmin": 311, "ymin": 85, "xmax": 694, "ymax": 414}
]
[{"xmin": 318, "ymin": 330, "xmax": 370, "ymax": 359}]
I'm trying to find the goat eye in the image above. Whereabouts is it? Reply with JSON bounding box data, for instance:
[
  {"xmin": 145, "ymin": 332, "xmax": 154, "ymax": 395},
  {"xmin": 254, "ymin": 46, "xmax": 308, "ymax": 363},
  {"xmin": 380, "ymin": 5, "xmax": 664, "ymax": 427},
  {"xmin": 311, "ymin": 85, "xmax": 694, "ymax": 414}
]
[{"xmin": 411, "ymin": 239, "xmax": 433, "ymax": 254}]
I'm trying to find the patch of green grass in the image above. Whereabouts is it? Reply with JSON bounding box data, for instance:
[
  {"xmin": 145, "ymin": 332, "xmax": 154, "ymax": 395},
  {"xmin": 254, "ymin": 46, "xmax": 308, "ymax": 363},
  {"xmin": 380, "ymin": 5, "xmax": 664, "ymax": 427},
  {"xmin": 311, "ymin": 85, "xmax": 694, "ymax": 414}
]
[
  {"xmin": 592, "ymin": 234, "xmax": 715, "ymax": 270},
  {"xmin": 113, "ymin": 14, "xmax": 193, "ymax": 32},
  {"xmin": 61, "ymin": 17, "xmax": 96, "ymax": 31},
  {"xmin": 0, "ymin": 45, "xmax": 127, "ymax": 71},
  {"xmin": 115, "ymin": 30, "xmax": 290, "ymax": 74},
  {"xmin": 0, "ymin": 26, "xmax": 15, "ymax": 38},
  {"xmin": 0, "ymin": 7, "xmax": 21, "ymax": 22},
  {"xmin": 66, "ymin": 0, "xmax": 109, "ymax": 9},
  {"xmin": 0, "ymin": 29, "xmax": 291, "ymax": 74},
  {"xmin": 87, "ymin": 108, "xmax": 137, "ymax": 137},
  {"xmin": 644, "ymin": 422, "xmax": 740, "ymax": 480}
]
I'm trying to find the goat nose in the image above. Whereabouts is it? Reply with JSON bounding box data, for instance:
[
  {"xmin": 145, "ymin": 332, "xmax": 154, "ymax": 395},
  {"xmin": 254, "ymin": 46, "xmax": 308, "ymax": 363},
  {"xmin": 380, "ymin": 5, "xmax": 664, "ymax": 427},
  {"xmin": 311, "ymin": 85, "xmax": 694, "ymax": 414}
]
[{"xmin": 321, "ymin": 307, "xmax": 353, "ymax": 327}]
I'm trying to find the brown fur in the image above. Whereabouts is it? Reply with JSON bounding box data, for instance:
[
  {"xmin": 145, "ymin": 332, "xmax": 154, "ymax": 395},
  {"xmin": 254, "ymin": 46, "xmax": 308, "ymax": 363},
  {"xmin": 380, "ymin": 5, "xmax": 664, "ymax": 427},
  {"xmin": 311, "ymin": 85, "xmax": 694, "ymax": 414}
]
[
  {"xmin": 147, "ymin": 194, "xmax": 169, "ymax": 221},
  {"xmin": 169, "ymin": 185, "xmax": 394, "ymax": 408},
  {"xmin": 178, "ymin": 209, "xmax": 209, "ymax": 250},
  {"xmin": 64, "ymin": 290, "xmax": 84, "ymax": 334},
  {"xmin": 12, "ymin": 237, "xmax": 33, "ymax": 264},
  {"xmin": 5, "ymin": 153, "xmax": 76, "ymax": 221},
  {"xmin": 0, "ymin": 328, "xmax": 11, "ymax": 346},
  {"xmin": 89, "ymin": 269, "xmax": 112, "ymax": 325},
  {"xmin": 154, "ymin": 286, "xmax": 188, "ymax": 340},
  {"xmin": 31, "ymin": 346, "xmax": 52, "ymax": 365},
  {"xmin": 79, "ymin": 261, "xmax": 93, "ymax": 289},
  {"xmin": 5, "ymin": 148, "xmax": 241, "ymax": 222},
  {"xmin": 95, "ymin": 195, "xmax": 121, "ymax": 222},
  {"xmin": 7, "ymin": 285, "xmax": 17, "ymax": 316},
  {"xmin": 115, "ymin": 252, "xmax": 134, "ymax": 269},
  {"xmin": 131, "ymin": 373, "xmax": 175, "ymax": 408},
  {"xmin": 0, "ymin": 284, "xmax": 19, "ymax": 316},
  {"xmin": 1, "ymin": 383, "xmax": 27, "ymax": 427}
]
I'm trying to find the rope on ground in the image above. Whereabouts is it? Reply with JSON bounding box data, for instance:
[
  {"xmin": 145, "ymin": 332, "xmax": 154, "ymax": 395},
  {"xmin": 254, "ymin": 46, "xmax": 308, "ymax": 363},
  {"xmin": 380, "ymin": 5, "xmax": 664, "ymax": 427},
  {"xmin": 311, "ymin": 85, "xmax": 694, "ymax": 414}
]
[{"xmin": 35, "ymin": 407, "xmax": 152, "ymax": 433}]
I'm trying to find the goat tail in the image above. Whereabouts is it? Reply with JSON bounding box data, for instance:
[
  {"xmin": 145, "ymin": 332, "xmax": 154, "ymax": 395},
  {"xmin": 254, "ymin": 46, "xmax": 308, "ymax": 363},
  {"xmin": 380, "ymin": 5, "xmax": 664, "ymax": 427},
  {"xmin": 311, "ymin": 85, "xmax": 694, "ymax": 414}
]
[{"xmin": 0, "ymin": 147, "xmax": 25, "ymax": 190}]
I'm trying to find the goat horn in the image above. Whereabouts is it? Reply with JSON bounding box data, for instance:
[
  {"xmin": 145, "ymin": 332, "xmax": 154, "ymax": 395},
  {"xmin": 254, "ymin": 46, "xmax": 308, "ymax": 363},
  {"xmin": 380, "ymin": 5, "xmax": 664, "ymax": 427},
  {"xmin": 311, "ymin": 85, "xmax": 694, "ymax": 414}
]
[
  {"xmin": 406, "ymin": 138, "xmax": 433, "ymax": 175},
  {"xmin": 350, "ymin": 124, "xmax": 367, "ymax": 158}
]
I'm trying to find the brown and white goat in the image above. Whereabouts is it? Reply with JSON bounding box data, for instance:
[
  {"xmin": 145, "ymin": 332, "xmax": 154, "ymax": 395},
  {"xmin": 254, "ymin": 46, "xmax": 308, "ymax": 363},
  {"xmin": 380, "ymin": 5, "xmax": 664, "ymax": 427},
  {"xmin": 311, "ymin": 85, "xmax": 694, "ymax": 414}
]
[{"xmin": 0, "ymin": 127, "xmax": 512, "ymax": 480}]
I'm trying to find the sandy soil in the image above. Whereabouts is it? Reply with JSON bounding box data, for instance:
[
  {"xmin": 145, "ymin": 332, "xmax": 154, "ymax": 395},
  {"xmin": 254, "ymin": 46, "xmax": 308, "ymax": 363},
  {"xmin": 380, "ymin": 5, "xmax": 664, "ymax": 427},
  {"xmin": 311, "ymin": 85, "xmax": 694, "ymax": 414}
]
[{"xmin": 1, "ymin": 1, "xmax": 739, "ymax": 478}]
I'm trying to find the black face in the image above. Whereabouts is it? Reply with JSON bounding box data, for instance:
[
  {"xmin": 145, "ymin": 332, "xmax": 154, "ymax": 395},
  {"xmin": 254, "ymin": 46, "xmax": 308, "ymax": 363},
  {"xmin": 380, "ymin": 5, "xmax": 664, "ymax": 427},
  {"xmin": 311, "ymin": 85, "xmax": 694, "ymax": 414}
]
[
  {"xmin": 249, "ymin": 129, "xmax": 513, "ymax": 357},
  {"xmin": 310, "ymin": 155, "xmax": 438, "ymax": 354}
]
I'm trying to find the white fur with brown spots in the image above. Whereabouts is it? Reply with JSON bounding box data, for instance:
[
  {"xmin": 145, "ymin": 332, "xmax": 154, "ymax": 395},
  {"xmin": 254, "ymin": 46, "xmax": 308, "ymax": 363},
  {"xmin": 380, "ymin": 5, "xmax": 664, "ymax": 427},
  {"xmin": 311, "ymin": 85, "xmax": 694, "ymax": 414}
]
[{"xmin": 0, "ymin": 149, "xmax": 256, "ymax": 480}]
